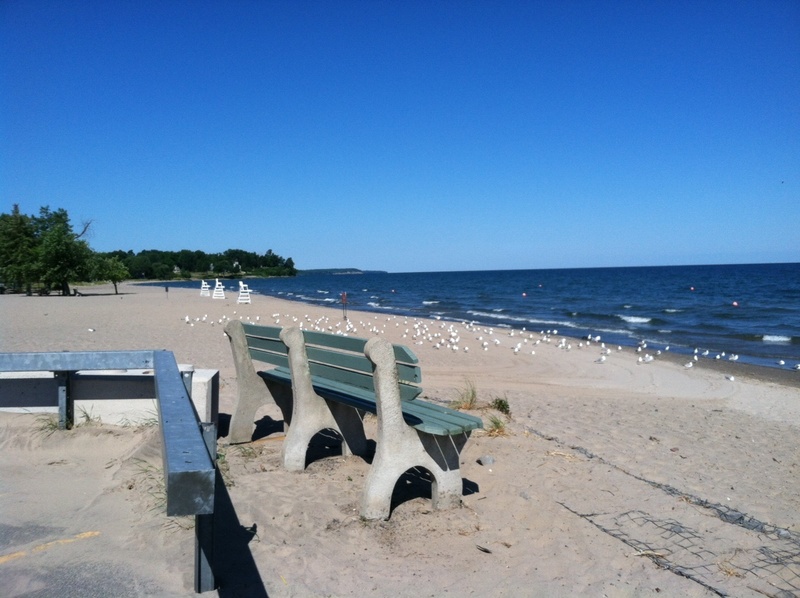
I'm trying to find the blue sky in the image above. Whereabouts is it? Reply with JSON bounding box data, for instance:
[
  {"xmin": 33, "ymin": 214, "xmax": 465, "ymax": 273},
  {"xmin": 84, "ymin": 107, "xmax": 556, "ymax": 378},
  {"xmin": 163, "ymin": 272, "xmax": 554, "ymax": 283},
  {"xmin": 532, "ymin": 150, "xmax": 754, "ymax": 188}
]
[{"xmin": 2, "ymin": 1, "xmax": 798, "ymax": 272}]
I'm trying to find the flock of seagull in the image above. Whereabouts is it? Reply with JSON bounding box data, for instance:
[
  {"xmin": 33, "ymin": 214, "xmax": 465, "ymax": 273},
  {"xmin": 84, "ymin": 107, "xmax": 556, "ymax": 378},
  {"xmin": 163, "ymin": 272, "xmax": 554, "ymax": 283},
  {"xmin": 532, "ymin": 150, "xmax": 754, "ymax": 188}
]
[{"xmin": 181, "ymin": 309, "xmax": 800, "ymax": 373}]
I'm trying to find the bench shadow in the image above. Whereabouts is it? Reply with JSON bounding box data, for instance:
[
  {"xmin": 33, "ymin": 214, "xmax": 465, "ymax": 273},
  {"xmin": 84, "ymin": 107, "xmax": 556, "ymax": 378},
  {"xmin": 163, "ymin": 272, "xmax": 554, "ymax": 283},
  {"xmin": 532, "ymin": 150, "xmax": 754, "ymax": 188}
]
[
  {"xmin": 217, "ymin": 413, "xmax": 232, "ymax": 438},
  {"xmin": 252, "ymin": 416, "xmax": 285, "ymax": 441},
  {"xmin": 217, "ymin": 413, "xmax": 284, "ymax": 443},
  {"xmin": 304, "ymin": 429, "xmax": 376, "ymax": 468},
  {"xmin": 389, "ymin": 468, "xmax": 480, "ymax": 515},
  {"xmin": 212, "ymin": 469, "xmax": 269, "ymax": 597}
]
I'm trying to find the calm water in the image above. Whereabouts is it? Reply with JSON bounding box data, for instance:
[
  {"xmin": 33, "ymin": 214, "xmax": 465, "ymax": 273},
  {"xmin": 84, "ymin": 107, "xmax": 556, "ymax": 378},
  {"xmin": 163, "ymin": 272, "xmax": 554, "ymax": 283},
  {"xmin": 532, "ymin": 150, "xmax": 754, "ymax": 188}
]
[{"xmin": 163, "ymin": 263, "xmax": 800, "ymax": 369}]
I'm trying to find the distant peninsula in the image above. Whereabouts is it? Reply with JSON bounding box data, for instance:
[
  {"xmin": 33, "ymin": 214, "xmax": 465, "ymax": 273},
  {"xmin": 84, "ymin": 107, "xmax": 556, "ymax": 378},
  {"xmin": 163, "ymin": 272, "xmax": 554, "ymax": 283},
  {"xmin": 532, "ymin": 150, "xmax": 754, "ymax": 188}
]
[{"xmin": 298, "ymin": 268, "xmax": 387, "ymax": 276}]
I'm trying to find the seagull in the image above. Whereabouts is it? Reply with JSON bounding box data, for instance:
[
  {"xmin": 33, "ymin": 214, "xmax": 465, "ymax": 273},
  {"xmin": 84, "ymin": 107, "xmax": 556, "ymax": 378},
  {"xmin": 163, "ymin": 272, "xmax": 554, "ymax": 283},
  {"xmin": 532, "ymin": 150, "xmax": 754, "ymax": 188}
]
[
  {"xmin": 684, "ymin": 362, "xmax": 693, "ymax": 368},
  {"xmin": 595, "ymin": 355, "xmax": 606, "ymax": 364}
]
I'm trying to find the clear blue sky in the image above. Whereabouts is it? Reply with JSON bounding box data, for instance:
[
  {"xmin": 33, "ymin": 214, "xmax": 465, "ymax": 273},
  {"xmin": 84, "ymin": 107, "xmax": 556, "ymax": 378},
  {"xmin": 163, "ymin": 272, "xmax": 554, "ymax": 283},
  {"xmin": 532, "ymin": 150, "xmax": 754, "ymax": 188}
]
[{"xmin": 2, "ymin": 1, "xmax": 798, "ymax": 272}]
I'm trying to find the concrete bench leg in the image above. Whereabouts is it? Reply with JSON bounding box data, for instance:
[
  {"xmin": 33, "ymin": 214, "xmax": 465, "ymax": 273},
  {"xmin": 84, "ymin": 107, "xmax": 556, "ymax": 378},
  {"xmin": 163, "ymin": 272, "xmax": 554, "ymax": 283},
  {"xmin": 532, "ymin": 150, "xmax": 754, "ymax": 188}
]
[
  {"xmin": 226, "ymin": 320, "xmax": 275, "ymax": 444},
  {"xmin": 361, "ymin": 337, "xmax": 468, "ymax": 520},
  {"xmin": 280, "ymin": 327, "xmax": 368, "ymax": 471}
]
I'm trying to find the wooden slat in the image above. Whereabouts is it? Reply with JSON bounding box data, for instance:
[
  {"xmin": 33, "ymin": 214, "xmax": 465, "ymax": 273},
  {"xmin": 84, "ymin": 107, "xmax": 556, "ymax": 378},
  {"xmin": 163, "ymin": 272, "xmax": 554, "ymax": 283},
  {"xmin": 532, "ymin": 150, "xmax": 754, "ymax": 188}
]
[
  {"xmin": 404, "ymin": 400, "xmax": 484, "ymax": 434},
  {"xmin": 248, "ymin": 347, "xmax": 289, "ymax": 368},
  {"xmin": 308, "ymin": 373, "xmax": 421, "ymax": 403},
  {"xmin": 302, "ymin": 330, "xmax": 367, "ymax": 352},
  {"xmin": 241, "ymin": 323, "xmax": 282, "ymax": 340},
  {"xmin": 389, "ymin": 344, "xmax": 418, "ymax": 364},
  {"xmin": 244, "ymin": 333, "xmax": 289, "ymax": 368},
  {"xmin": 307, "ymin": 362, "xmax": 374, "ymax": 392},
  {"xmin": 258, "ymin": 368, "xmax": 292, "ymax": 386},
  {"xmin": 303, "ymin": 329, "xmax": 419, "ymax": 365},
  {"xmin": 306, "ymin": 345, "xmax": 370, "ymax": 373},
  {"xmin": 305, "ymin": 346, "xmax": 420, "ymax": 384},
  {"xmin": 246, "ymin": 335, "xmax": 287, "ymax": 355}
]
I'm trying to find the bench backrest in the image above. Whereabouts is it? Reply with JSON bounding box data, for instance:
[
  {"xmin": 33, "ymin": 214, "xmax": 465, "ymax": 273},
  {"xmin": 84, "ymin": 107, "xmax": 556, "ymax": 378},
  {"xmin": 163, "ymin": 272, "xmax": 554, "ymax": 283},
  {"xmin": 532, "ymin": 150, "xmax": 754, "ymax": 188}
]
[
  {"xmin": 240, "ymin": 324, "xmax": 422, "ymax": 402},
  {"xmin": 241, "ymin": 324, "xmax": 289, "ymax": 368}
]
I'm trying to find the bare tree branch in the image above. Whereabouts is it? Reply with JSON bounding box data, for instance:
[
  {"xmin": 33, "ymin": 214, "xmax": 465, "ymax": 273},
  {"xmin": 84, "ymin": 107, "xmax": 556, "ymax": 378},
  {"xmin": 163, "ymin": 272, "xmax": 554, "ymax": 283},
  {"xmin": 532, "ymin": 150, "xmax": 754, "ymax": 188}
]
[{"xmin": 76, "ymin": 219, "xmax": 94, "ymax": 239}]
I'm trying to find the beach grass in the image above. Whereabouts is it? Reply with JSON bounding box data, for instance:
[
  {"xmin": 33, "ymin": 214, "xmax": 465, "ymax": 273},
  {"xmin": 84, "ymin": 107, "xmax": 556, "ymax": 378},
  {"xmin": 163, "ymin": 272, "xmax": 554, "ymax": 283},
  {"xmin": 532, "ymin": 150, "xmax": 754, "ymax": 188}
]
[
  {"xmin": 489, "ymin": 396, "xmax": 511, "ymax": 416},
  {"xmin": 34, "ymin": 413, "xmax": 60, "ymax": 437},
  {"xmin": 452, "ymin": 379, "xmax": 478, "ymax": 410},
  {"xmin": 486, "ymin": 414, "xmax": 508, "ymax": 437}
]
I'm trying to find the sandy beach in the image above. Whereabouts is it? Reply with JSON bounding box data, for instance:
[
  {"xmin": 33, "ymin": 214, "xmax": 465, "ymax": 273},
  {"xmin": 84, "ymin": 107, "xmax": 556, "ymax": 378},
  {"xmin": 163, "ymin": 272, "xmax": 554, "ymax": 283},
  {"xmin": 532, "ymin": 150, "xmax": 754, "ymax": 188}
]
[{"xmin": 1, "ymin": 282, "xmax": 799, "ymax": 597}]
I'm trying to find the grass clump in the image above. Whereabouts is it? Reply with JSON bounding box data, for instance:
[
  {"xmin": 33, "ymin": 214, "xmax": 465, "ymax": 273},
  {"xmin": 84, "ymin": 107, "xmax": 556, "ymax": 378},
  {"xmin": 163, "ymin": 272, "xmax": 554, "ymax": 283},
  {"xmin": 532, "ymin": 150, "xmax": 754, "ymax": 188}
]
[
  {"xmin": 452, "ymin": 379, "xmax": 478, "ymax": 410},
  {"xmin": 235, "ymin": 445, "xmax": 260, "ymax": 460},
  {"xmin": 77, "ymin": 405, "xmax": 101, "ymax": 426},
  {"xmin": 486, "ymin": 415, "xmax": 508, "ymax": 437},
  {"xmin": 130, "ymin": 458, "xmax": 166, "ymax": 511},
  {"xmin": 119, "ymin": 406, "xmax": 160, "ymax": 429},
  {"xmin": 34, "ymin": 414, "xmax": 61, "ymax": 437},
  {"xmin": 489, "ymin": 396, "xmax": 511, "ymax": 416}
]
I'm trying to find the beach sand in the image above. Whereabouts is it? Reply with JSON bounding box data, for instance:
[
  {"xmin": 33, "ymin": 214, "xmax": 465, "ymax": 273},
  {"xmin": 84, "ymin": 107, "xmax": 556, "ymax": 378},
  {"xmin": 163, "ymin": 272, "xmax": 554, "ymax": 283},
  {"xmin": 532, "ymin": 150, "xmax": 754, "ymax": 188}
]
[{"xmin": 1, "ymin": 282, "xmax": 798, "ymax": 597}]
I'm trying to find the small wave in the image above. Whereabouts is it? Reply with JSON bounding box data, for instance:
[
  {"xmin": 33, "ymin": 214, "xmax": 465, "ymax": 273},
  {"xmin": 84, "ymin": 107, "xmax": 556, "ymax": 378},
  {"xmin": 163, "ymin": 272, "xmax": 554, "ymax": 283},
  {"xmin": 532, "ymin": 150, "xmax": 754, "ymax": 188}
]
[
  {"xmin": 763, "ymin": 335, "xmax": 792, "ymax": 344},
  {"xmin": 618, "ymin": 315, "xmax": 652, "ymax": 324},
  {"xmin": 316, "ymin": 290, "xmax": 329, "ymax": 294},
  {"xmin": 422, "ymin": 301, "xmax": 440, "ymax": 305},
  {"xmin": 466, "ymin": 310, "xmax": 576, "ymax": 328},
  {"xmin": 663, "ymin": 308, "xmax": 683, "ymax": 313}
]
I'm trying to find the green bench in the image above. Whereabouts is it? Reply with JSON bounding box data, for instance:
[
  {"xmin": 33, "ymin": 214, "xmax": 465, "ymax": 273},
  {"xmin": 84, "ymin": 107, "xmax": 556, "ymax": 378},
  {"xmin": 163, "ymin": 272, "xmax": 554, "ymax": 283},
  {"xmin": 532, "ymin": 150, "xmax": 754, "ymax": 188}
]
[{"xmin": 225, "ymin": 320, "xmax": 483, "ymax": 519}]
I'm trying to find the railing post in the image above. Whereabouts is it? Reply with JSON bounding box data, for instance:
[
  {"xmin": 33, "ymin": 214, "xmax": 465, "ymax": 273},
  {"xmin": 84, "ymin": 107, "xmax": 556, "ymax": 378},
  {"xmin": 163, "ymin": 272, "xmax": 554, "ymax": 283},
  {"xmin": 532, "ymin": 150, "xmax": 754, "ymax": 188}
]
[
  {"xmin": 195, "ymin": 421, "xmax": 217, "ymax": 593},
  {"xmin": 180, "ymin": 365, "xmax": 195, "ymax": 398},
  {"xmin": 56, "ymin": 372, "xmax": 72, "ymax": 430}
]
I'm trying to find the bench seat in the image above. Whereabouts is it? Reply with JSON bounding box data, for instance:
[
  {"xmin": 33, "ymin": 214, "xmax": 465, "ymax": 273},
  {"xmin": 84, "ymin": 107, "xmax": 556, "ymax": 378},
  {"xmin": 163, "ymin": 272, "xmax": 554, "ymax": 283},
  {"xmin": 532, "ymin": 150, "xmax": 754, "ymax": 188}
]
[{"xmin": 258, "ymin": 368, "xmax": 482, "ymax": 436}]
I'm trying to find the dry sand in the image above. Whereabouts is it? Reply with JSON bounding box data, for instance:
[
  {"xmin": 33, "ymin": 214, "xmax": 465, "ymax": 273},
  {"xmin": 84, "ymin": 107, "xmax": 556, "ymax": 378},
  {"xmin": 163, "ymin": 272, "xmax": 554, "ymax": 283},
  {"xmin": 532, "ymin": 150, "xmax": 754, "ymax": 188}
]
[{"xmin": 1, "ymin": 282, "xmax": 799, "ymax": 597}]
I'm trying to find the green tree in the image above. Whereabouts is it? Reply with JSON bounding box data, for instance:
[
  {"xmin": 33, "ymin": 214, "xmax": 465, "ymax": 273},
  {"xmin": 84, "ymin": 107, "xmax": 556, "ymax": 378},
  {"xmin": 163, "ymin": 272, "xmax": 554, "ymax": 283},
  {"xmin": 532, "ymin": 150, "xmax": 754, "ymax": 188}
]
[
  {"xmin": 35, "ymin": 207, "xmax": 93, "ymax": 296},
  {"xmin": 92, "ymin": 255, "xmax": 130, "ymax": 294},
  {"xmin": 0, "ymin": 205, "xmax": 38, "ymax": 293}
]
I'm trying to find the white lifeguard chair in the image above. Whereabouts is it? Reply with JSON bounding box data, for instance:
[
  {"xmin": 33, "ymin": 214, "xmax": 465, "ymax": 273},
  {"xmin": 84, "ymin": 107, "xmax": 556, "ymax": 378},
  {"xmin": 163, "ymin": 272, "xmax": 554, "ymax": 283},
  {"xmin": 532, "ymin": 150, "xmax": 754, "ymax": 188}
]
[
  {"xmin": 200, "ymin": 280, "xmax": 210, "ymax": 297},
  {"xmin": 237, "ymin": 281, "xmax": 252, "ymax": 304},
  {"xmin": 212, "ymin": 279, "xmax": 225, "ymax": 299}
]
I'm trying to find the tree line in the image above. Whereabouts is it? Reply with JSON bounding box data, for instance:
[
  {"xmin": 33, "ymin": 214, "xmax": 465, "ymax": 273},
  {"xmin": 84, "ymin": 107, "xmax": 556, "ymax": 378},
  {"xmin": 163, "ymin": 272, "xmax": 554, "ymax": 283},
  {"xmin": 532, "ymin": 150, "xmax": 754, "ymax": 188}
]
[
  {"xmin": 0, "ymin": 205, "xmax": 296, "ymax": 296},
  {"xmin": 104, "ymin": 247, "xmax": 296, "ymax": 281}
]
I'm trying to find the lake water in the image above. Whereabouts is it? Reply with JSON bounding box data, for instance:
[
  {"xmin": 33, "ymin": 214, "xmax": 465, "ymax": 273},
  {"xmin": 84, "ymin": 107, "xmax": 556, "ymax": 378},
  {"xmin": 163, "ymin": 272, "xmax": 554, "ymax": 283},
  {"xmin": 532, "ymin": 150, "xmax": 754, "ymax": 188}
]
[{"xmin": 163, "ymin": 263, "xmax": 800, "ymax": 369}]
